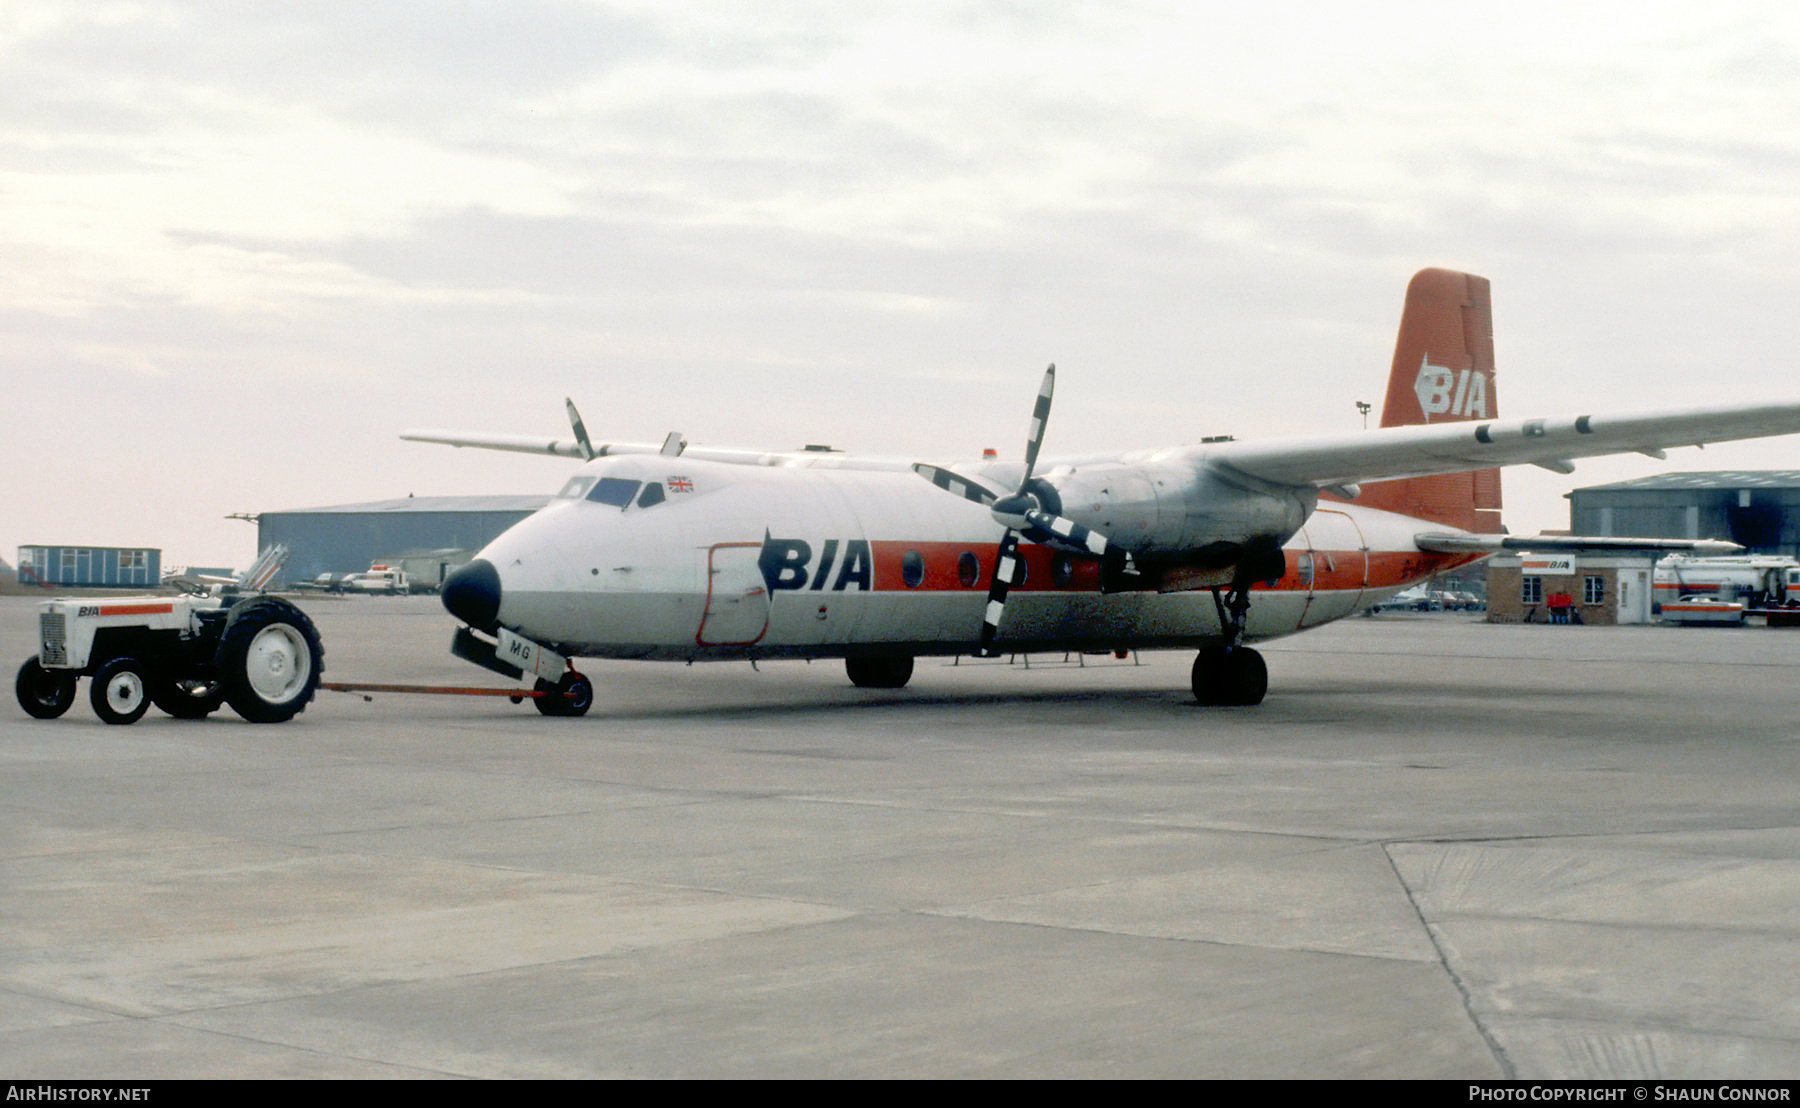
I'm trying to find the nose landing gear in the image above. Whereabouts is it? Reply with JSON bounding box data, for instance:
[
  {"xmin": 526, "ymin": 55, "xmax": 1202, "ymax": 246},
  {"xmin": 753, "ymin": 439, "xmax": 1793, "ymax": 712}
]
[{"xmin": 533, "ymin": 668, "xmax": 594, "ymax": 717}]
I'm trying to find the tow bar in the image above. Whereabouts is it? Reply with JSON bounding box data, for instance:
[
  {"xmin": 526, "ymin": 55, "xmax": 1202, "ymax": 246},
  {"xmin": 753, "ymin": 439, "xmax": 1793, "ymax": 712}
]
[{"xmin": 318, "ymin": 681, "xmax": 549, "ymax": 703}]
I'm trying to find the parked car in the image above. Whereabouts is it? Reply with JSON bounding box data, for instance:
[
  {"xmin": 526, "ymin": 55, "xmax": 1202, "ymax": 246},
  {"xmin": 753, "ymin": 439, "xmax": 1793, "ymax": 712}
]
[
  {"xmin": 1371, "ymin": 585, "xmax": 1441, "ymax": 613},
  {"xmin": 1440, "ymin": 590, "xmax": 1485, "ymax": 611}
]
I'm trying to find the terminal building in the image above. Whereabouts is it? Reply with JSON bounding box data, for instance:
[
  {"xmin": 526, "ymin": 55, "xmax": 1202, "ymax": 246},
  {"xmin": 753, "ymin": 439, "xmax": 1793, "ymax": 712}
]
[{"xmin": 1484, "ymin": 553, "xmax": 1655, "ymax": 625}]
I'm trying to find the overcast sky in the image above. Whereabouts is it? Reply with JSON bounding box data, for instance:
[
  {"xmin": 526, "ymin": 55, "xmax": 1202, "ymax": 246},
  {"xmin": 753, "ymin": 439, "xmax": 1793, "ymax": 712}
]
[{"xmin": 9, "ymin": 1, "xmax": 1800, "ymax": 570}]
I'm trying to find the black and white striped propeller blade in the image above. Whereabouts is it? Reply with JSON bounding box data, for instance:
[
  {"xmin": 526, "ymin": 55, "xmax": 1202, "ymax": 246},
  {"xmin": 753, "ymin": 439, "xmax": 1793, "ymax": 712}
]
[
  {"xmin": 1021, "ymin": 508, "xmax": 1114, "ymax": 558},
  {"xmin": 978, "ymin": 530, "xmax": 1025, "ymax": 656},
  {"xmin": 1021, "ymin": 363, "xmax": 1054, "ymax": 475},
  {"xmin": 912, "ymin": 463, "xmax": 1004, "ymax": 505},
  {"xmin": 565, "ymin": 398, "xmax": 596, "ymax": 461}
]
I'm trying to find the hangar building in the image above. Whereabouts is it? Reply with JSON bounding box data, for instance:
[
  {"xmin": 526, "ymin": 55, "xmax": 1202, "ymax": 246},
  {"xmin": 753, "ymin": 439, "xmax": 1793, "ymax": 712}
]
[
  {"xmin": 1567, "ymin": 471, "xmax": 1800, "ymax": 558},
  {"xmin": 256, "ymin": 495, "xmax": 549, "ymax": 589}
]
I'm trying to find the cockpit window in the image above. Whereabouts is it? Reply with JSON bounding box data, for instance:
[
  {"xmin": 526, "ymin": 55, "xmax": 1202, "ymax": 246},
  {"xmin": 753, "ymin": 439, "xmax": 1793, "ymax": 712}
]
[
  {"xmin": 557, "ymin": 476, "xmax": 597, "ymax": 499},
  {"xmin": 586, "ymin": 477, "xmax": 642, "ymax": 507},
  {"xmin": 637, "ymin": 481, "xmax": 666, "ymax": 509}
]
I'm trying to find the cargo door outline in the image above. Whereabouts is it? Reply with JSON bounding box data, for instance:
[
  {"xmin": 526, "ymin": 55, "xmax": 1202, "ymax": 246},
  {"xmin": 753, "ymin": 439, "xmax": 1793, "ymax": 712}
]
[
  {"xmin": 1298, "ymin": 507, "xmax": 1368, "ymax": 628},
  {"xmin": 698, "ymin": 542, "xmax": 770, "ymax": 647}
]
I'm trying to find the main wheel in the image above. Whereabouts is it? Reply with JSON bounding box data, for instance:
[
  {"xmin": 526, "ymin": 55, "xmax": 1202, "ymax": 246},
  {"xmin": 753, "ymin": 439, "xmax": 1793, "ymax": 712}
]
[
  {"xmin": 846, "ymin": 656, "xmax": 914, "ymax": 689},
  {"xmin": 151, "ymin": 673, "xmax": 226, "ymax": 719},
  {"xmin": 215, "ymin": 598, "xmax": 324, "ymax": 723},
  {"xmin": 534, "ymin": 670, "xmax": 594, "ymax": 717},
  {"xmin": 91, "ymin": 657, "xmax": 152, "ymax": 725},
  {"xmin": 1191, "ymin": 645, "xmax": 1267, "ymax": 707},
  {"xmin": 16, "ymin": 658, "xmax": 77, "ymax": 720}
]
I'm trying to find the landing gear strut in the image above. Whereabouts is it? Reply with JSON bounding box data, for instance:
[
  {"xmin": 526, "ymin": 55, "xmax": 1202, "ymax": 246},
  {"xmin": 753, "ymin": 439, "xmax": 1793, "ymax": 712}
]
[{"xmin": 1193, "ymin": 580, "xmax": 1268, "ymax": 706}]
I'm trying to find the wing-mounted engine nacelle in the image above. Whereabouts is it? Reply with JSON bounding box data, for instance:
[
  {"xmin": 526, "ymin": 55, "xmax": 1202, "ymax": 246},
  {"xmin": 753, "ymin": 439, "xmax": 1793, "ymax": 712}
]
[{"xmin": 1039, "ymin": 458, "xmax": 1314, "ymax": 560}]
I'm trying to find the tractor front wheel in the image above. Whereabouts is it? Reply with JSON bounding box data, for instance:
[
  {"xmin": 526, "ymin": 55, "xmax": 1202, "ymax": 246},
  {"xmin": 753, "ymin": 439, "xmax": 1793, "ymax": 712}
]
[
  {"xmin": 16, "ymin": 658, "xmax": 77, "ymax": 720},
  {"xmin": 91, "ymin": 657, "xmax": 152, "ymax": 725}
]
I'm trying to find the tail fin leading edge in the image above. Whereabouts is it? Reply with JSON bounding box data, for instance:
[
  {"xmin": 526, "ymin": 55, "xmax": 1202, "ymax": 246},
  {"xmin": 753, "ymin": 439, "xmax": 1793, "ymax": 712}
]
[{"xmin": 1356, "ymin": 268, "xmax": 1503, "ymax": 533}]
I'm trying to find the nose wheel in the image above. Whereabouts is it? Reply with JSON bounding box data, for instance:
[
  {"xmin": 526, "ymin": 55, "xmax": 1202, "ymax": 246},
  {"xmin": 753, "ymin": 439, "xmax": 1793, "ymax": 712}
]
[{"xmin": 533, "ymin": 669, "xmax": 594, "ymax": 717}]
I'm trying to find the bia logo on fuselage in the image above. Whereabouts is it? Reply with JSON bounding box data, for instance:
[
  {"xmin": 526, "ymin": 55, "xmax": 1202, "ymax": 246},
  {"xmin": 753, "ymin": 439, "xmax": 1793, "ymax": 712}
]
[
  {"xmin": 1414, "ymin": 355, "xmax": 1490, "ymax": 420},
  {"xmin": 759, "ymin": 537, "xmax": 872, "ymax": 593}
]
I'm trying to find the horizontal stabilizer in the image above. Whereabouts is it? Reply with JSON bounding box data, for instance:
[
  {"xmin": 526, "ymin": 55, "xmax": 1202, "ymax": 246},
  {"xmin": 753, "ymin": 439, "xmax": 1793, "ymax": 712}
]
[{"xmin": 1416, "ymin": 533, "xmax": 1744, "ymax": 557}]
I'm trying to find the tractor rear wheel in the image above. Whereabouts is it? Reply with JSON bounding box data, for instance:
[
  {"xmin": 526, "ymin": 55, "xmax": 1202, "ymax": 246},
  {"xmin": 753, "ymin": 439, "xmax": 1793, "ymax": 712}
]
[{"xmin": 216, "ymin": 598, "xmax": 323, "ymax": 723}]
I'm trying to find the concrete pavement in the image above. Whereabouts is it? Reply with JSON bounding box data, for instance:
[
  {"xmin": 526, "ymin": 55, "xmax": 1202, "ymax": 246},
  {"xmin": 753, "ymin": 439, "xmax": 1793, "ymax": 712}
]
[{"xmin": 4, "ymin": 596, "xmax": 1798, "ymax": 1077}]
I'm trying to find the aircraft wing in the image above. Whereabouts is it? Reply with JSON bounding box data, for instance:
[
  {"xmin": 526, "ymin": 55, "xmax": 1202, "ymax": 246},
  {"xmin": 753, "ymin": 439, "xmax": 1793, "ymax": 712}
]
[
  {"xmin": 1415, "ymin": 533, "xmax": 1743, "ymax": 556},
  {"xmin": 1202, "ymin": 400, "xmax": 1800, "ymax": 488},
  {"xmin": 400, "ymin": 430, "xmax": 593, "ymax": 458},
  {"xmin": 399, "ymin": 429, "xmax": 920, "ymax": 471}
]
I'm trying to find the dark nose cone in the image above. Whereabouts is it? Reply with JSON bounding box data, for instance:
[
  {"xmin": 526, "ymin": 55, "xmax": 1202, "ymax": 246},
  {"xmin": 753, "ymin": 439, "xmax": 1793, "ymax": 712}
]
[{"xmin": 442, "ymin": 558, "xmax": 501, "ymax": 633}]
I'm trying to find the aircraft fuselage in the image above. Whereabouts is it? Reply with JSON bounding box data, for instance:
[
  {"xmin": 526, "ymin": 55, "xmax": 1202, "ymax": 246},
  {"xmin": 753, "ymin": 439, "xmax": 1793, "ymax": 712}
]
[{"xmin": 458, "ymin": 454, "xmax": 1479, "ymax": 662}]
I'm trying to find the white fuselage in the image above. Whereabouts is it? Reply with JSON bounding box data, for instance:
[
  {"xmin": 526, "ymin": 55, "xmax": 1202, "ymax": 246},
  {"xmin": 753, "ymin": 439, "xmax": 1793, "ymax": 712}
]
[{"xmin": 466, "ymin": 455, "xmax": 1481, "ymax": 662}]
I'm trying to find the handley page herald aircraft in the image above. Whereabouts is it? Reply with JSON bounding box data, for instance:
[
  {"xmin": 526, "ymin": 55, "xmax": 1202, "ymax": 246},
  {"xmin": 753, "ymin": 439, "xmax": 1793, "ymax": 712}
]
[{"xmin": 403, "ymin": 269, "xmax": 1800, "ymax": 715}]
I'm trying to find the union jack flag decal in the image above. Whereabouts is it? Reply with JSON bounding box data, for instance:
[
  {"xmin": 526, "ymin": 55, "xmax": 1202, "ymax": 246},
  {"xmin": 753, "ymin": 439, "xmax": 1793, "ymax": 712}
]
[{"xmin": 667, "ymin": 476, "xmax": 695, "ymax": 493}]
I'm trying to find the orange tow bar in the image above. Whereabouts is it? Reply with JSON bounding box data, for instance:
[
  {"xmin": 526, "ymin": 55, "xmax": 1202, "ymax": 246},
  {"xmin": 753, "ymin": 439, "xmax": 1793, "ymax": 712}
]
[{"xmin": 319, "ymin": 681, "xmax": 549, "ymax": 702}]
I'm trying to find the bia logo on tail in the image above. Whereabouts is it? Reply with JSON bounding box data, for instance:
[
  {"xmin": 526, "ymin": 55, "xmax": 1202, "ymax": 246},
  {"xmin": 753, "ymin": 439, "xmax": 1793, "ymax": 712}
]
[{"xmin": 1414, "ymin": 356, "xmax": 1491, "ymax": 420}]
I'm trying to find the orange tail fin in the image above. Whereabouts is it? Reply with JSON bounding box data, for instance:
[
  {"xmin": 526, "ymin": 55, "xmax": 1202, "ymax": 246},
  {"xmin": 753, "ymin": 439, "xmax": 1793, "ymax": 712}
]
[{"xmin": 1355, "ymin": 268, "xmax": 1503, "ymax": 533}]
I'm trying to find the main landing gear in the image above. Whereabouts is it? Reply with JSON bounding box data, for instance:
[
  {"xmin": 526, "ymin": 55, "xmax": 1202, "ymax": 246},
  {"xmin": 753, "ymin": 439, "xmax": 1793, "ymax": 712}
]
[
  {"xmin": 1192, "ymin": 580, "xmax": 1268, "ymax": 707},
  {"xmin": 846, "ymin": 656, "xmax": 913, "ymax": 689}
]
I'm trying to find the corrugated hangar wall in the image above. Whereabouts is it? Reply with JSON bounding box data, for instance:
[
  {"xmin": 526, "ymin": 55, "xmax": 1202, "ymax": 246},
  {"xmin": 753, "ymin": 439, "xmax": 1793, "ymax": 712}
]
[
  {"xmin": 1568, "ymin": 472, "xmax": 1800, "ymax": 560},
  {"xmin": 258, "ymin": 496, "xmax": 548, "ymax": 588}
]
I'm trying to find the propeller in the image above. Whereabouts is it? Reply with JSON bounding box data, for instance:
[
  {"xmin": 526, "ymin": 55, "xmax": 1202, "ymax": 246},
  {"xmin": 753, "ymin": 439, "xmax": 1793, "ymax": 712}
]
[
  {"xmin": 971, "ymin": 365, "xmax": 1121, "ymax": 657},
  {"xmin": 565, "ymin": 398, "xmax": 596, "ymax": 461}
]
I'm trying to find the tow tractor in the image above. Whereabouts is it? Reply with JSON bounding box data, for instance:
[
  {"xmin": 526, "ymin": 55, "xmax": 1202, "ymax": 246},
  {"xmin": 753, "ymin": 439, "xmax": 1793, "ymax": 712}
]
[{"xmin": 13, "ymin": 546, "xmax": 324, "ymax": 725}]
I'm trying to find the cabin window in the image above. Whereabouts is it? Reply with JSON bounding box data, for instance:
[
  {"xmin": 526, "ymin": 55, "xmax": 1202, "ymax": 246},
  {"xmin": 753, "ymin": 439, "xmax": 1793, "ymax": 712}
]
[
  {"xmin": 586, "ymin": 477, "xmax": 641, "ymax": 508},
  {"xmin": 1583, "ymin": 576, "xmax": 1605, "ymax": 604},
  {"xmin": 637, "ymin": 481, "xmax": 666, "ymax": 509},
  {"xmin": 557, "ymin": 476, "xmax": 596, "ymax": 499},
  {"xmin": 1522, "ymin": 576, "xmax": 1543, "ymax": 604},
  {"xmin": 958, "ymin": 552, "xmax": 980, "ymax": 588},
  {"xmin": 901, "ymin": 550, "xmax": 925, "ymax": 588},
  {"xmin": 1051, "ymin": 554, "xmax": 1074, "ymax": 587}
]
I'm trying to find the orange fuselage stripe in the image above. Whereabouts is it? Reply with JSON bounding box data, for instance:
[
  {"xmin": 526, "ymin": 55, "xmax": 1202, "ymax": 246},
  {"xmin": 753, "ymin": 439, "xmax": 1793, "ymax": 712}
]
[{"xmin": 860, "ymin": 541, "xmax": 1472, "ymax": 594}]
